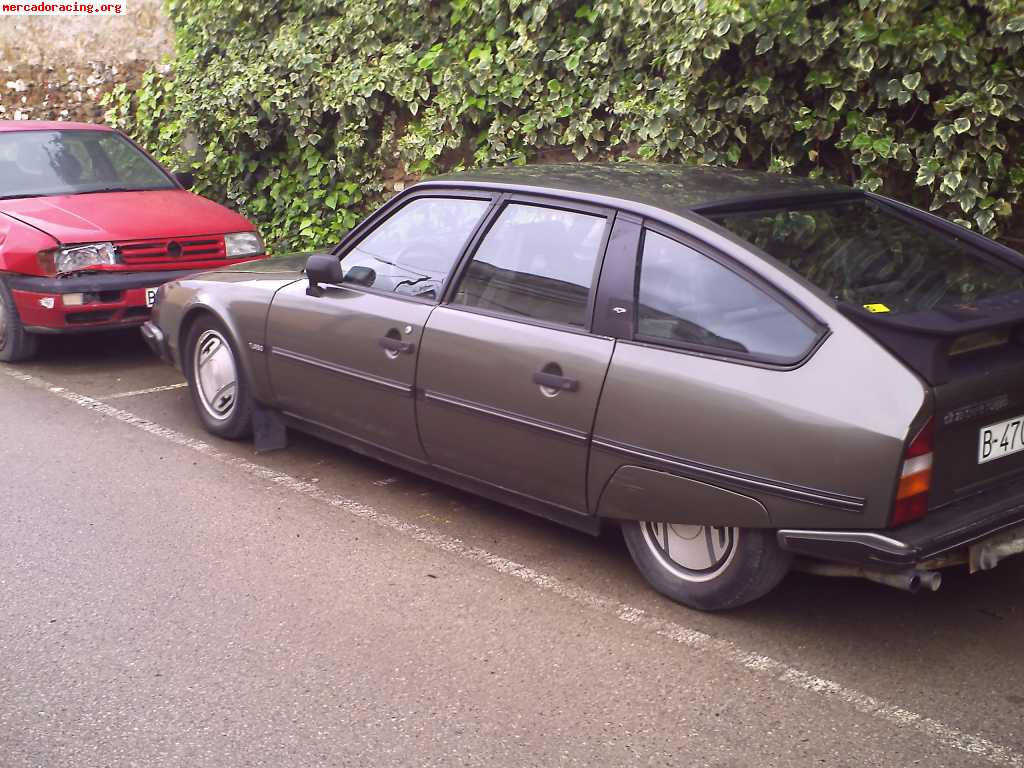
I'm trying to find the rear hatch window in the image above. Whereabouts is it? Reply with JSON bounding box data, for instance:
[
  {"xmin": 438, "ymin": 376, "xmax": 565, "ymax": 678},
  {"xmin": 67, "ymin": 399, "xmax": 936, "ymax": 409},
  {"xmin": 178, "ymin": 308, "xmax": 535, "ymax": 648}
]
[
  {"xmin": 705, "ymin": 196, "xmax": 1024, "ymax": 315},
  {"xmin": 707, "ymin": 195, "xmax": 1024, "ymax": 507}
]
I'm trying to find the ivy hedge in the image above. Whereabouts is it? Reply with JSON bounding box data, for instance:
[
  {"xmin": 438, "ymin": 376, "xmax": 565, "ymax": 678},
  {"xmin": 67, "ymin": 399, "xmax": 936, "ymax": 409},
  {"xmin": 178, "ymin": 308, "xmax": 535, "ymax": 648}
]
[{"xmin": 106, "ymin": 0, "xmax": 1024, "ymax": 252}]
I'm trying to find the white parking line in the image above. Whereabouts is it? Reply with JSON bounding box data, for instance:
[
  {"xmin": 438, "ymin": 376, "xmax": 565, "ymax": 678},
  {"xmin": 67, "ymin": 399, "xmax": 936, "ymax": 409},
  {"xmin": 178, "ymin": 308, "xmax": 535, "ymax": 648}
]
[
  {"xmin": 5, "ymin": 365, "xmax": 1023, "ymax": 768},
  {"xmin": 102, "ymin": 382, "xmax": 188, "ymax": 399}
]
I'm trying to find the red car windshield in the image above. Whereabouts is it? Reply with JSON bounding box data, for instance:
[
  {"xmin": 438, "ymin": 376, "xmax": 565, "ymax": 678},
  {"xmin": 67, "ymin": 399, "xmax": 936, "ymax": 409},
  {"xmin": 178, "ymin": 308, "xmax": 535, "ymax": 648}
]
[{"xmin": 0, "ymin": 129, "xmax": 176, "ymax": 199}]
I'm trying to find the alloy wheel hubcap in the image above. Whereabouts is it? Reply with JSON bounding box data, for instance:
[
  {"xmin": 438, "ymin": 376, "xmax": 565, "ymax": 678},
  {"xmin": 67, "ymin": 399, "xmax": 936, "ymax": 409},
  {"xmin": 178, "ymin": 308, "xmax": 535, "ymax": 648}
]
[
  {"xmin": 640, "ymin": 522, "xmax": 738, "ymax": 582},
  {"xmin": 193, "ymin": 330, "xmax": 238, "ymax": 421}
]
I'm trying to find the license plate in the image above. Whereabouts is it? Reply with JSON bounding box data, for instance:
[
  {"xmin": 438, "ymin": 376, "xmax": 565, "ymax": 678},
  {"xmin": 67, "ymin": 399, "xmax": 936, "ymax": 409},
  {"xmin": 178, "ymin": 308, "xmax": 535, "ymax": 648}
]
[
  {"xmin": 145, "ymin": 287, "xmax": 159, "ymax": 308},
  {"xmin": 979, "ymin": 415, "xmax": 1024, "ymax": 464}
]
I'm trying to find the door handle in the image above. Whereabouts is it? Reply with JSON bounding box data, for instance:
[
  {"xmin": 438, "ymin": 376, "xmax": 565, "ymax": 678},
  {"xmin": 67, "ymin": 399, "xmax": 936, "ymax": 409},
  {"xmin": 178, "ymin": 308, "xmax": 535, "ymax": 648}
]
[
  {"xmin": 378, "ymin": 337, "xmax": 416, "ymax": 354},
  {"xmin": 533, "ymin": 370, "xmax": 579, "ymax": 392}
]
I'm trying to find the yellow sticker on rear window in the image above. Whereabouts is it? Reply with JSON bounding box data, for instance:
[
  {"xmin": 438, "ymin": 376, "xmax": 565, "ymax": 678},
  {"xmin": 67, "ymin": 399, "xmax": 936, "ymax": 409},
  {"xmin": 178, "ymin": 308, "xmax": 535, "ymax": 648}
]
[{"xmin": 863, "ymin": 303, "xmax": 891, "ymax": 313}]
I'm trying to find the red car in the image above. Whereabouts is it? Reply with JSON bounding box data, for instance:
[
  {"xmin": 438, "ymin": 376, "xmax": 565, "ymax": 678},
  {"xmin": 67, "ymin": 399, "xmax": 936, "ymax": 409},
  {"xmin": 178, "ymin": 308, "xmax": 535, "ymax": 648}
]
[{"xmin": 0, "ymin": 121, "xmax": 266, "ymax": 361}]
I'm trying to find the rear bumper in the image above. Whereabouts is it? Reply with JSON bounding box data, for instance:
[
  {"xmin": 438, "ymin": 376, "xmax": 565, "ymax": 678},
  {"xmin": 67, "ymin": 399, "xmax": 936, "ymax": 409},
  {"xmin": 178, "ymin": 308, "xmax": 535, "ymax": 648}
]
[
  {"xmin": 778, "ymin": 474, "xmax": 1024, "ymax": 568},
  {"xmin": 8, "ymin": 269, "xmax": 199, "ymax": 333}
]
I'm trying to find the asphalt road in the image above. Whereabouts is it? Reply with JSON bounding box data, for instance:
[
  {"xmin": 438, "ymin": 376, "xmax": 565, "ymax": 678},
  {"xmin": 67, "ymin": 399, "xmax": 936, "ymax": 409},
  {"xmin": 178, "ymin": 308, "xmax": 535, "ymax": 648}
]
[{"xmin": 2, "ymin": 330, "xmax": 1024, "ymax": 767}]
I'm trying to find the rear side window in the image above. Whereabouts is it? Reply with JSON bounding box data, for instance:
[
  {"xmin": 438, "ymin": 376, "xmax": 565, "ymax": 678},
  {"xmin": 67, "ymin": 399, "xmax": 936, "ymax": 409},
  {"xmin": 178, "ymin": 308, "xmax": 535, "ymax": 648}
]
[
  {"xmin": 452, "ymin": 203, "xmax": 606, "ymax": 327},
  {"xmin": 709, "ymin": 197, "xmax": 1024, "ymax": 315},
  {"xmin": 637, "ymin": 230, "xmax": 819, "ymax": 361}
]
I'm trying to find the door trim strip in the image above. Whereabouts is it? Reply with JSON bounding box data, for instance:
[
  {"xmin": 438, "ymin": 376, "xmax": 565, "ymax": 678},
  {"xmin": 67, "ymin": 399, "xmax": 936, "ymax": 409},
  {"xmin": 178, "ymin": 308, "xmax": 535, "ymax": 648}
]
[
  {"xmin": 592, "ymin": 436, "xmax": 866, "ymax": 511},
  {"xmin": 271, "ymin": 347, "xmax": 414, "ymax": 395},
  {"xmin": 423, "ymin": 390, "xmax": 589, "ymax": 443}
]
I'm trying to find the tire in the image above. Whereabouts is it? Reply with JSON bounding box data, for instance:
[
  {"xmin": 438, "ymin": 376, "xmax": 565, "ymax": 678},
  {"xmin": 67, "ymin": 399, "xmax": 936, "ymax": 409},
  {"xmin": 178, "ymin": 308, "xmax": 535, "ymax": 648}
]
[
  {"xmin": 183, "ymin": 315, "xmax": 254, "ymax": 439},
  {"xmin": 621, "ymin": 521, "xmax": 791, "ymax": 611},
  {"xmin": 0, "ymin": 277, "xmax": 40, "ymax": 363}
]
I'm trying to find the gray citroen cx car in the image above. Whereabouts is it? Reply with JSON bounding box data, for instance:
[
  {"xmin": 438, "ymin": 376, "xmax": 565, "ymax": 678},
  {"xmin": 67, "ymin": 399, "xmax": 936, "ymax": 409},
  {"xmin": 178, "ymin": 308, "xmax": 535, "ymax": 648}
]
[{"xmin": 143, "ymin": 164, "xmax": 1024, "ymax": 610}]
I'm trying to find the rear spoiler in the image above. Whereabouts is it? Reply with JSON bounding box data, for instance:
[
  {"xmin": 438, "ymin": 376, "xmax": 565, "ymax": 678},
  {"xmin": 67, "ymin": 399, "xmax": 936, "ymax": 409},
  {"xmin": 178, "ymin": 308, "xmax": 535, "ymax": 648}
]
[{"xmin": 838, "ymin": 296, "xmax": 1024, "ymax": 385}]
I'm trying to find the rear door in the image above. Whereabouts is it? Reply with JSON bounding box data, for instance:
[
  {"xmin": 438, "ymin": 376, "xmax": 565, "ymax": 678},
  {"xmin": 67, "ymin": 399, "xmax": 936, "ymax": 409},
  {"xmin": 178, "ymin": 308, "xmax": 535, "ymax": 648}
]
[
  {"xmin": 416, "ymin": 198, "xmax": 615, "ymax": 515},
  {"xmin": 267, "ymin": 193, "xmax": 492, "ymax": 461}
]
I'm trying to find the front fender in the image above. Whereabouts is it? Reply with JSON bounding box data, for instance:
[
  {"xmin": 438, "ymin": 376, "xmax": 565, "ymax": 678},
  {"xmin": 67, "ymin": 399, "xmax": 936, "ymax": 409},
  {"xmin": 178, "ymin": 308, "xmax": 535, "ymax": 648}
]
[
  {"xmin": 0, "ymin": 213, "xmax": 59, "ymax": 275},
  {"xmin": 172, "ymin": 283, "xmax": 277, "ymax": 405}
]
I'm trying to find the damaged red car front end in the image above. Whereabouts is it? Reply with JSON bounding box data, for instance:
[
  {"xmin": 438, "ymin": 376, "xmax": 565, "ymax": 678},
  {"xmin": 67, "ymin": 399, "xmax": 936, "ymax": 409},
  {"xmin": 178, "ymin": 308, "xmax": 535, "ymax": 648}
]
[{"xmin": 0, "ymin": 121, "xmax": 266, "ymax": 361}]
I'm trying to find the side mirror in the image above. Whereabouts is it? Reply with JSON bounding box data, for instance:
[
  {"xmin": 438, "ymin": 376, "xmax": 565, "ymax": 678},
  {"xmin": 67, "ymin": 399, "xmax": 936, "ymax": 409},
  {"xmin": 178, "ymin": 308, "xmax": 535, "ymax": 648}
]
[
  {"xmin": 173, "ymin": 171, "xmax": 196, "ymax": 190},
  {"xmin": 305, "ymin": 254, "xmax": 344, "ymax": 296},
  {"xmin": 344, "ymin": 266, "xmax": 376, "ymax": 287}
]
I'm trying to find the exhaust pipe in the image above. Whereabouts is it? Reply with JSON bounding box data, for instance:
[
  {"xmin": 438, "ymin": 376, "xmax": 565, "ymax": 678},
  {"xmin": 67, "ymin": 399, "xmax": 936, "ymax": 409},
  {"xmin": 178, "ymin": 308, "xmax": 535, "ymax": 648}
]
[{"xmin": 795, "ymin": 560, "xmax": 942, "ymax": 593}]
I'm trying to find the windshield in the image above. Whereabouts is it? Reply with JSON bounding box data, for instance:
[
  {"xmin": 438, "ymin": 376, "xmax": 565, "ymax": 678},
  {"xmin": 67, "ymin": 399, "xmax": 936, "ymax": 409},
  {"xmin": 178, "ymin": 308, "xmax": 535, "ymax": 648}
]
[
  {"xmin": 709, "ymin": 197, "xmax": 1024, "ymax": 315},
  {"xmin": 0, "ymin": 129, "xmax": 176, "ymax": 199}
]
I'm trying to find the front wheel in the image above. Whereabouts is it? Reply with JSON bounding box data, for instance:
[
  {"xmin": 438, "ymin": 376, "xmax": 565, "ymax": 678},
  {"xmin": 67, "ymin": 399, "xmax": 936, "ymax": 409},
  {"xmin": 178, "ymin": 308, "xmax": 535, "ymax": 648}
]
[
  {"xmin": 621, "ymin": 521, "xmax": 791, "ymax": 611},
  {"xmin": 184, "ymin": 316, "xmax": 254, "ymax": 439},
  {"xmin": 0, "ymin": 277, "xmax": 39, "ymax": 362}
]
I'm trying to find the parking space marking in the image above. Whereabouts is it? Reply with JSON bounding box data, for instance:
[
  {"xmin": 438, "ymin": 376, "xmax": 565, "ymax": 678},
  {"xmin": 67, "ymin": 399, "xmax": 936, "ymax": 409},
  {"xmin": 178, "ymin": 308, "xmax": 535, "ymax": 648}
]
[
  {"xmin": 101, "ymin": 382, "xmax": 188, "ymax": 400},
  {"xmin": 5, "ymin": 365, "xmax": 1023, "ymax": 768}
]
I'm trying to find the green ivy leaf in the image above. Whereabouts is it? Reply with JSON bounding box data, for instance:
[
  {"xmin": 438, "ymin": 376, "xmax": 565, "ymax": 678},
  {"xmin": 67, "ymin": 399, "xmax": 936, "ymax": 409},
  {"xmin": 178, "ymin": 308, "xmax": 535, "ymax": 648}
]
[
  {"xmin": 851, "ymin": 133, "xmax": 873, "ymax": 150},
  {"xmin": 872, "ymin": 137, "xmax": 892, "ymax": 156},
  {"xmin": 976, "ymin": 209, "xmax": 996, "ymax": 233}
]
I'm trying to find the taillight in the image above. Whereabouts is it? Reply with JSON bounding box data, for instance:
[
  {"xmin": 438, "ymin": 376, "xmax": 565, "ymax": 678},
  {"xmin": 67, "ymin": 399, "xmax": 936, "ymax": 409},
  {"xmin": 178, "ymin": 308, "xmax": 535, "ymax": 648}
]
[{"xmin": 892, "ymin": 418, "xmax": 934, "ymax": 526}]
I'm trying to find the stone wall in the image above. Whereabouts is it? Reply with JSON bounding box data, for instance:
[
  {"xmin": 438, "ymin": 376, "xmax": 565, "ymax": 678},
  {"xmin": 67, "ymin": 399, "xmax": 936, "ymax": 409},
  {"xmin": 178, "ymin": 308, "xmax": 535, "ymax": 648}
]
[{"xmin": 0, "ymin": 0, "xmax": 171, "ymax": 122}]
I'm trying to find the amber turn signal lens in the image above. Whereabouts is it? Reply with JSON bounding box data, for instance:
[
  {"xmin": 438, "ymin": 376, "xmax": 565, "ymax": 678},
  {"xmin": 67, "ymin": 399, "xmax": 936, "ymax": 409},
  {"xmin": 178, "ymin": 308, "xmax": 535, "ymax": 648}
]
[{"xmin": 896, "ymin": 467, "xmax": 932, "ymax": 500}]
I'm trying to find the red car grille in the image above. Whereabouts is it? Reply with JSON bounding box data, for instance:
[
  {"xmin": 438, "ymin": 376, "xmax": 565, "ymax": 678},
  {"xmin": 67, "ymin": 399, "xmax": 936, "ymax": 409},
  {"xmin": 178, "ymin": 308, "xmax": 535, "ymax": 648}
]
[{"xmin": 115, "ymin": 236, "xmax": 226, "ymax": 266}]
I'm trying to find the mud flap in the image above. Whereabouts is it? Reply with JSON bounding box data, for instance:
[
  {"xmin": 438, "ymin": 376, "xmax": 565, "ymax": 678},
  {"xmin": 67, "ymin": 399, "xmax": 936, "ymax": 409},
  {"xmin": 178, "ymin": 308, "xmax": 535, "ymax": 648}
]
[{"xmin": 252, "ymin": 405, "xmax": 288, "ymax": 453}]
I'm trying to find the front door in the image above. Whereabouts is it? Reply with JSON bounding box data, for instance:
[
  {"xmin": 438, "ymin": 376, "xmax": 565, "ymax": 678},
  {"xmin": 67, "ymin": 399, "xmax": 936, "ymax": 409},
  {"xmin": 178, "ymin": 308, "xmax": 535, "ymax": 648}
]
[
  {"xmin": 416, "ymin": 200, "xmax": 615, "ymax": 514},
  {"xmin": 267, "ymin": 194, "xmax": 492, "ymax": 461}
]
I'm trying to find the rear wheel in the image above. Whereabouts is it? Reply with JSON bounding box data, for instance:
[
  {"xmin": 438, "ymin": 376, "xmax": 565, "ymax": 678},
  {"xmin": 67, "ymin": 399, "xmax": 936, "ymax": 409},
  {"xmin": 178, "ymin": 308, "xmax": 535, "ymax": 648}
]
[
  {"xmin": 184, "ymin": 316, "xmax": 253, "ymax": 439},
  {"xmin": 622, "ymin": 521, "xmax": 791, "ymax": 611},
  {"xmin": 0, "ymin": 277, "xmax": 39, "ymax": 363}
]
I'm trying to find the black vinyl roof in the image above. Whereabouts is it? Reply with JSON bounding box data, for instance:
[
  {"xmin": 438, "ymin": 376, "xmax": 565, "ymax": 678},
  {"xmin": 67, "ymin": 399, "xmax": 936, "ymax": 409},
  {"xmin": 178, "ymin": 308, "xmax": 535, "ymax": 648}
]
[{"xmin": 431, "ymin": 163, "xmax": 850, "ymax": 216}]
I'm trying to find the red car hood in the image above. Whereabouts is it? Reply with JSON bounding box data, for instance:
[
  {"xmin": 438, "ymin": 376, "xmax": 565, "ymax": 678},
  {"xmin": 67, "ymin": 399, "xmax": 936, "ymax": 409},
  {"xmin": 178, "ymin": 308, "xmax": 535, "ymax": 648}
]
[{"xmin": 0, "ymin": 189, "xmax": 254, "ymax": 244}]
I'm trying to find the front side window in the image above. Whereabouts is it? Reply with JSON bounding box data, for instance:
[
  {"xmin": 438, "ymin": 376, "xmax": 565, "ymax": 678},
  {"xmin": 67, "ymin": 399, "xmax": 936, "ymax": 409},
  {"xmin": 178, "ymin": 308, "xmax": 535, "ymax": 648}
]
[
  {"xmin": 452, "ymin": 203, "xmax": 606, "ymax": 327},
  {"xmin": 0, "ymin": 130, "xmax": 176, "ymax": 199},
  {"xmin": 637, "ymin": 230, "xmax": 818, "ymax": 361},
  {"xmin": 339, "ymin": 197, "xmax": 490, "ymax": 300},
  {"xmin": 709, "ymin": 197, "xmax": 1024, "ymax": 315}
]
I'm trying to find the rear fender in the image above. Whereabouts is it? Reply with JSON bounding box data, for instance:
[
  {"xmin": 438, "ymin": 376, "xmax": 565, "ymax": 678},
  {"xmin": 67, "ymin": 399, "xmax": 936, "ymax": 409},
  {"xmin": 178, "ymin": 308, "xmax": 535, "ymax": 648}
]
[{"xmin": 596, "ymin": 465, "xmax": 772, "ymax": 527}]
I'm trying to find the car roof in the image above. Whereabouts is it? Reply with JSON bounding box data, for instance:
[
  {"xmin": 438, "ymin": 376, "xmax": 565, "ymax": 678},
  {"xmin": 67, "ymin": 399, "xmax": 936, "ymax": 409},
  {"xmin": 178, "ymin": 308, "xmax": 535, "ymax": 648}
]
[
  {"xmin": 428, "ymin": 163, "xmax": 850, "ymax": 217},
  {"xmin": 0, "ymin": 120, "xmax": 114, "ymax": 133}
]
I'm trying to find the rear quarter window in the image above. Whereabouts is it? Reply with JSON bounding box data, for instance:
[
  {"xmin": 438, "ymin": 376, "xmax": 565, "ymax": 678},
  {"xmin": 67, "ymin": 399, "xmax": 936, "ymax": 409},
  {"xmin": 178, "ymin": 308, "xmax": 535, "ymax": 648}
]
[{"xmin": 636, "ymin": 230, "xmax": 819, "ymax": 362}]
